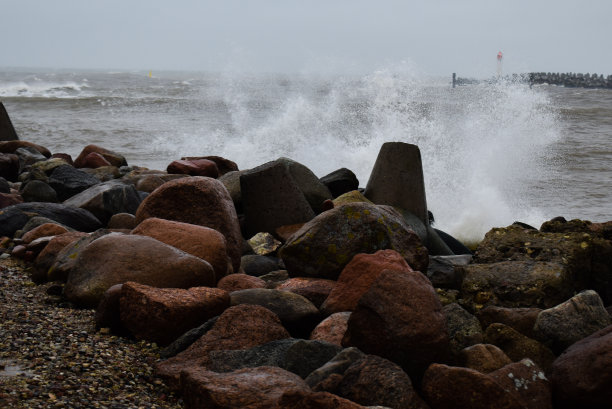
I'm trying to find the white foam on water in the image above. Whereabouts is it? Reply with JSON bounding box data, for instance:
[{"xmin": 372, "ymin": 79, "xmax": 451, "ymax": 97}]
[
  {"xmin": 149, "ymin": 65, "xmax": 562, "ymax": 242},
  {"xmin": 0, "ymin": 80, "xmax": 89, "ymax": 98}
]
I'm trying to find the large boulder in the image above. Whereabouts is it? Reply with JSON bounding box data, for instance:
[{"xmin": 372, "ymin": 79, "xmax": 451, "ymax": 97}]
[
  {"xmin": 180, "ymin": 366, "xmax": 311, "ymax": 409},
  {"xmin": 21, "ymin": 180, "xmax": 58, "ymax": 203},
  {"xmin": 534, "ymin": 290, "xmax": 611, "ymax": 353},
  {"xmin": 279, "ymin": 202, "xmax": 428, "ymax": 280},
  {"xmin": 132, "ymin": 217, "xmax": 230, "ymax": 282},
  {"xmin": 63, "ymin": 180, "xmax": 142, "ymax": 225},
  {"xmin": 240, "ymin": 160, "xmax": 316, "ymax": 237},
  {"xmin": 550, "ymin": 325, "xmax": 612, "ymax": 409},
  {"xmin": 0, "ymin": 202, "xmax": 102, "ymax": 237},
  {"xmin": 443, "ymin": 302, "xmax": 484, "ymax": 356},
  {"xmin": 342, "ymin": 269, "xmax": 450, "ymax": 379},
  {"xmin": 0, "ymin": 140, "xmax": 51, "ymax": 157},
  {"xmin": 63, "ymin": 233, "xmax": 216, "ymax": 308},
  {"xmin": 319, "ymin": 168, "xmax": 359, "ymax": 199},
  {"xmin": 489, "ymin": 359, "xmax": 552, "ymax": 409},
  {"xmin": 134, "ymin": 176, "xmax": 242, "ymax": 274},
  {"xmin": 181, "ymin": 155, "xmax": 238, "ymax": 176},
  {"xmin": 47, "ymin": 230, "xmax": 110, "ymax": 282},
  {"xmin": 119, "ymin": 282, "xmax": 229, "ymax": 346},
  {"xmin": 320, "ymin": 249, "xmax": 413, "ymax": 315},
  {"xmin": 32, "ymin": 231, "xmax": 88, "ymax": 283},
  {"xmin": 48, "ymin": 165, "xmax": 101, "ymax": 201},
  {"xmin": 167, "ymin": 158, "xmax": 219, "ymax": 178},
  {"xmin": 476, "ymin": 306, "xmax": 542, "ymax": 340},
  {"xmin": 156, "ymin": 304, "xmax": 291, "ymax": 389},
  {"xmin": 74, "ymin": 144, "xmax": 127, "ymax": 168},
  {"xmin": 469, "ymin": 224, "xmax": 612, "ymax": 306}
]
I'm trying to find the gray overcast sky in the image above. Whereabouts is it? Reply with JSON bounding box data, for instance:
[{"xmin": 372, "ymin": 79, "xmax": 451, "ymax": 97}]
[{"xmin": 2, "ymin": 0, "xmax": 611, "ymax": 77}]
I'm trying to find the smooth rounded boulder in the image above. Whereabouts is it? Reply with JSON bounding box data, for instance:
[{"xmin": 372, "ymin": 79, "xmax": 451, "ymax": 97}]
[
  {"xmin": 132, "ymin": 217, "xmax": 230, "ymax": 282},
  {"xmin": 279, "ymin": 202, "xmax": 428, "ymax": 280},
  {"xmin": 134, "ymin": 176, "xmax": 242, "ymax": 274},
  {"xmin": 63, "ymin": 233, "xmax": 216, "ymax": 308}
]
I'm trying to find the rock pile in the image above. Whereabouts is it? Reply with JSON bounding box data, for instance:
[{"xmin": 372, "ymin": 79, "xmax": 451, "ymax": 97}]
[{"xmin": 1, "ymin": 131, "xmax": 611, "ymax": 408}]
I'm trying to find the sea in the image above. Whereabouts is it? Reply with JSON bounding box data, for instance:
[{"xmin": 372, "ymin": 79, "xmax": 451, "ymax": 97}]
[{"xmin": 1, "ymin": 67, "xmax": 610, "ymax": 243}]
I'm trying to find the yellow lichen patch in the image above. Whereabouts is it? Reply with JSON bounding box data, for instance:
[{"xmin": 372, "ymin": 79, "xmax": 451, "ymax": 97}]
[
  {"xmin": 68, "ymin": 252, "xmax": 78, "ymax": 259},
  {"xmin": 347, "ymin": 232, "xmax": 355, "ymax": 240},
  {"xmin": 475, "ymin": 291, "xmax": 492, "ymax": 304},
  {"xmin": 580, "ymin": 241, "xmax": 589, "ymax": 249},
  {"xmin": 327, "ymin": 244, "xmax": 337, "ymax": 254}
]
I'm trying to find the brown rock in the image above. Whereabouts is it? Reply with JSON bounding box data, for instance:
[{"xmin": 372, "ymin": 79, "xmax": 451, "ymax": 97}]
[
  {"xmin": 0, "ymin": 153, "xmax": 19, "ymax": 182},
  {"xmin": 321, "ymin": 249, "xmax": 413, "ymax": 315},
  {"xmin": 74, "ymin": 144, "xmax": 127, "ymax": 168},
  {"xmin": 460, "ymin": 343, "xmax": 513, "ymax": 373},
  {"xmin": 490, "ymin": 359, "xmax": 552, "ymax": 409},
  {"xmin": 95, "ymin": 283, "xmax": 126, "ymax": 334},
  {"xmin": 217, "ymin": 273, "xmax": 266, "ymax": 292},
  {"xmin": 309, "ymin": 312, "xmax": 351, "ymax": 346},
  {"xmin": 0, "ymin": 192, "xmax": 22, "ymax": 208},
  {"xmin": 63, "ymin": 233, "xmax": 216, "ymax": 308},
  {"xmin": 0, "ymin": 140, "xmax": 51, "ymax": 157},
  {"xmin": 343, "ymin": 269, "xmax": 450, "ymax": 379},
  {"xmin": 134, "ymin": 176, "xmax": 242, "ymax": 274},
  {"xmin": 484, "ymin": 323, "xmax": 556, "ymax": 374},
  {"xmin": 180, "ymin": 366, "xmax": 310, "ymax": 409},
  {"xmin": 107, "ymin": 212, "xmax": 137, "ymax": 229},
  {"xmin": 477, "ymin": 306, "xmax": 542, "ymax": 339},
  {"xmin": 132, "ymin": 217, "xmax": 230, "ymax": 282},
  {"xmin": 275, "ymin": 223, "xmax": 305, "ymax": 242},
  {"xmin": 276, "ymin": 391, "xmax": 366, "ymax": 409},
  {"xmin": 276, "ymin": 277, "xmax": 336, "ymax": 308},
  {"xmin": 32, "ymin": 231, "xmax": 88, "ymax": 283},
  {"xmin": 21, "ymin": 223, "xmax": 69, "ymax": 244},
  {"xmin": 421, "ymin": 363, "xmax": 524, "ymax": 409},
  {"xmin": 182, "ymin": 155, "xmax": 238, "ymax": 176},
  {"xmin": 50, "ymin": 153, "xmax": 73, "ymax": 166},
  {"xmin": 155, "ymin": 304, "xmax": 290, "ymax": 389},
  {"xmin": 550, "ymin": 324, "xmax": 612, "ymax": 409},
  {"xmin": 167, "ymin": 159, "xmax": 219, "ymax": 178},
  {"xmin": 79, "ymin": 152, "xmax": 112, "ymax": 168},
  {"xmin": 336, "ymin": 355, "xmax": 428, "ymax": 409},
  {"xmin": 119, "ymin": 282, "xmax": 229, "ymax": 346}
]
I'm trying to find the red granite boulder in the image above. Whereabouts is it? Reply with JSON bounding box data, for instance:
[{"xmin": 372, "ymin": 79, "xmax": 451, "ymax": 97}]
[
  {"xmin": 79, "ymin": 152, "xmax": 112, "ymax": 168},
  {"xmin": 320, "ymin": 249, "xmax": 413, "ymax": 315},
  {"xmin": 342, "ymin": 269, "xmax": 450, "ymax": 379},
  {"xmin": 550, "ymin": 324, "xmax": 612, "ymax": 409},
  {"xmin": 134, "ymin": 176, "xmax": 242, "ymax": 274},
  {"xmin": 156, "ymin": 304, "xmax": 291, "ymax": 389},
  {"xmin": 21, "ymin": 223, "xmax": 69, "ymax": 244},
  {"xmin": 217, "ymin": 273, "xmax": 266, "ymax": 292},
  {"xmin": 167, "ymin": 159, "xmax": 219, "ymax": 178},
  {"xmin": 459, "ymin": 343, "xmax": 513, "ymax": 373},
  {"xmin": 132, "ymin": 217, "xmax": 230, "ymax": 282},
  {"xmin": 74, "ymin": 144, "xmax": 127, "ymax": 168},
  {"xmin": 119, "ymin": 282, "xmax": 229, "ymax": 346},
  {"xmin": 489, "ymin": 359, "xmax": 552, "ymax": 409},
  {"xmin": 309, "ymin": 312, "xmax": 351, "ymax": 346},
  {"xmin": 32, "ymin": 231, "xmax": 89, "ymax": 283},
  {"xmin": 276, "ymin": 391, "xmax": 366, "ymax": 409}
]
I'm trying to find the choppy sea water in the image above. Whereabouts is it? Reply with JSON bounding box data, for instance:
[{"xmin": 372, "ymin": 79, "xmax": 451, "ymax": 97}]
[{"xmin": 1, "ymin": 68, "xmax": 610, "ymax": 242}]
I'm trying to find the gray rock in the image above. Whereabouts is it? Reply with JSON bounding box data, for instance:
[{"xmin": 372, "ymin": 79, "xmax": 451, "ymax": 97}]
[
  {"xmin": 443, "ymin": 303, "xmax": 483, "ymax": 356},
  {"xmin": 0, "ymin": 176, "xmax": 10, "ymax": 193},
  {"xmin": 305, "ymin": 347, "xmax": 366, "ymax": 388},
  {"xmin": 160, "ymin": 316, "xmax": 219, "ymax": 359},
  {"xmin": 427, "ymin": 254, "xmax": 472, "ymax": 289},
  {"xmin": 48, "ymin": 165, "xmax": 100, "ymax": 201},
  {"xmin": 534, "ymin": 290, "xmax": 612, "ymax": 353},
  {"xmin": 320, "ymin": 168, "xmax": 359, "ymax": 199},
  {"xmin": 0, "ymin": 102, "xmax": 19, "ymax": 141},
  {"xmin": 21, "ymin": 180, "xmax": 58, "ymax": 203},
  {"xmin": 240, "ymin": 254, "xmax": 284, "ymax": 276}
]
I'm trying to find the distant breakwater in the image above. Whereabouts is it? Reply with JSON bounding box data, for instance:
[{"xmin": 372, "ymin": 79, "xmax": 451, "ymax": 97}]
[{"xmin": 453, "ymin": 72, "xmax": 612, "ymax": 89}]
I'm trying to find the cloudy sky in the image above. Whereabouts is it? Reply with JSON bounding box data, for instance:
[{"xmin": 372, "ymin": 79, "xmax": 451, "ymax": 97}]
[{"xmin": 2, "ymin": 0, "xmax": 611, "ymax": 77}]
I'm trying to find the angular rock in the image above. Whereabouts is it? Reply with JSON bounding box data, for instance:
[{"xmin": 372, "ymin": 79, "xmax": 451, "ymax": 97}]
[
  {"xmin": 208, "ymin": 338, "xmax": 342, "ymax": 379},
  {"xmin": 132, "ymin": 217, "xmax": 230, "ymax": 282},
  {"xmin": 276, "ymin": 277, "xmax": 335, "ymax": 308},
  {"xmin": 477, "ymin": 306, "xmax": 542, "ymax": 340},
  {"xmin": 489, "ymin": 359, "xmax": 552, "ymax": 409},
  {"xmin": 15, "ymin": 146, "xmax": 48, "ymax": 168},
  {"xmin": 343, "ymin": 269, "xmax": 450, "ymax": 379},
  {"xmin": 320, "ymin": 168, "xmax": 359, "ymax": 199},
  {"xmin": 20, "ymin": 180, "xmax": 58, "ymax": 203},
  {"xmin": 240, "ymin": 160, "xmax": 316, "ymax": 237},
  {"xmin": 310, "ymin": 312, "xmax": 351, "ymax": 346},
  {"xmin": 460, "ymin": 343, "xmax": 513, "ymax": 373},
  {"xmin": 180, "ymin": 366, "xmax": 310, "ymax": 409},
  {"xmin": 217, "ymin": 273, "xmax": 266, "ymax": 292},
  {"xmin": 550, "ymin": 325, "xmax": 612, "ymax": 409},
  {"xmin": 484, "ymin": 323, "xmax": 555, "ymax": 374},
  {"xmin": 247, "ymin": 232, "xmax": 282, "ymax": 255},
  {"xmin": 156, "ymin": 304, "xmax": 290, "ymax": 389},
  {"xmin": 63, "ymin": 233, "xmax": 216, "ymax": 308},
  {"xmin": 119, "ymin": 281, "xmax": 229, "ymax": 346},
  {"xmin": 364, "ymin": 142, "xmax": 429, "ymax": 225},
  {"xmin": 0, "ymin": 102, "xmax": 19, "ymax": 141},
  {"xmin": 443, "ymin": 303, "xmax": 483, "ymax": 356},
  {"xmin": 320, "ymin": 249, "xmax": 413, "ymax": 315},
  {"xmin": 74, "ymin": 144, "xmax": 127, "ymax": 168},
  {"xmin": 305, "ymin": 347, "xmax": 366, "ymax": 389},
  {"xmin": 472, "ymin": 224, "xmax": 612, "ymax": 305},
  {"xmin": 426, "ymin": 254, "xmax": 472, "ymax": 290},
  {"xmin": 534, "ymin": 290, "xmax": 611, "ymax": 353},
  {"xmin": 63, "ymin": 180, "xmax": 142, "ymax": 225},
  {"xmin": 0, "ymin": 202, "xmax": 102, "ymax": 237},
  {"xmin": 280, "ymin": 202, "xmax": 428, "ymax": 280},
  {"xmin": 230, "ymin": 288, "xmax": 320, "ymax": 337},
  {"xmin": 160, "ymin": 317, "xmax": 218, "ymax": 359},
  {"xmin": 167, "ymin": 158, "xmax": 219, "ymax": 178},
  {"xmin": 48, "ymin": 165, "xmax": 101, "ymax": 201},
  {"xmin": 133, "ymin": 176, "xmax": 242, "ymax": 274}
]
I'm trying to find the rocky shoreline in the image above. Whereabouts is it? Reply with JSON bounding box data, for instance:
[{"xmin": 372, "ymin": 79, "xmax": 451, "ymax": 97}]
[{"xmin": 1, "ymin": 131, "xmax": 612, "ymax": 408}]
